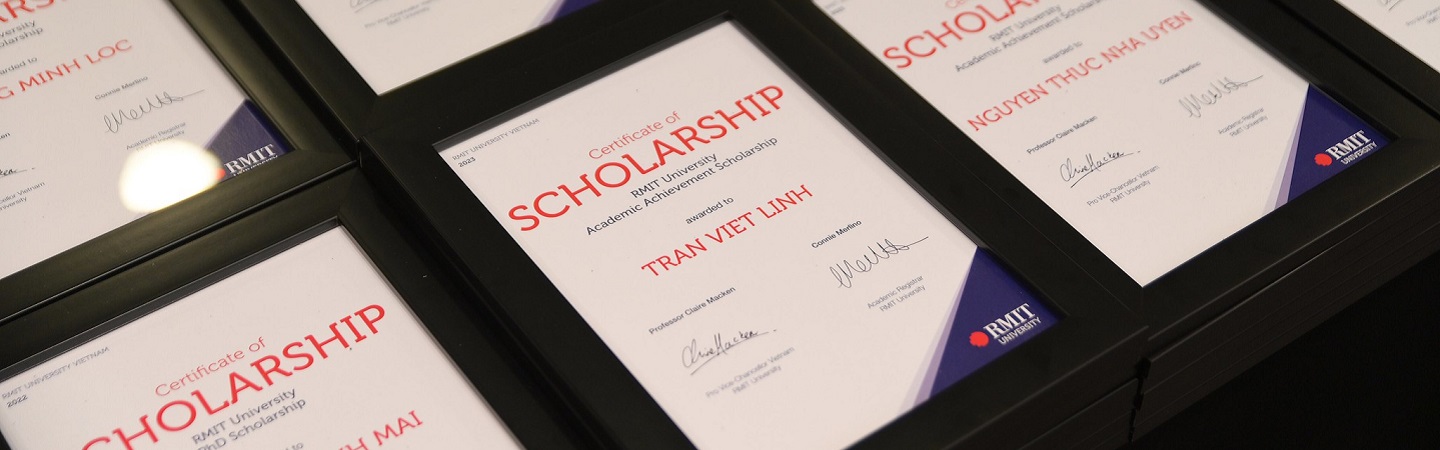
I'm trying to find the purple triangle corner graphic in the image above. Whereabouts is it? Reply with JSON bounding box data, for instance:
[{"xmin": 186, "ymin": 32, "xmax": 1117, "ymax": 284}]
[
  {"xmin": 1272, "ymin": 99, "xmax": 1306, "ymax": 209},
  {"xmin": 545, "ymin": 0, "xmax": 601, "ymax": 23},
  {"xmin": 912, "ymin": 270, "xmax": 969, "ymax": 405}
]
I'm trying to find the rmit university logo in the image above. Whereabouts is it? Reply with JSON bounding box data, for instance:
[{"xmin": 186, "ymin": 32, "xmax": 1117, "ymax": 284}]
[
  {"xmin": 971, "ymin": 303, "xmax": 1042, "ymax": 347},
  {"xmin": 224, "ymin": 144, "xmax": 281, "ymax": 176},
  {"xmin": 1315, "ymin": 130, "xmax": 1376, "ymax": 167}
]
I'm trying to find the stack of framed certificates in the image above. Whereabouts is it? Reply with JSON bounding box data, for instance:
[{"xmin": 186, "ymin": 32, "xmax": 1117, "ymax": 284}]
[
  {"xmin": 1122, "ymin": 0, "xmax": 1440, "ymax": 436},
  {"xmin": 1, "ymin": 0, "xmax": 1435, "ymax": 448},
  {"xmin": 1275, "ymin": 0, "xmax": 1440, "ymax": 115},
  {"xmin": 783, "ymin": 0, "xmax": 1440, "ymax": 439}
]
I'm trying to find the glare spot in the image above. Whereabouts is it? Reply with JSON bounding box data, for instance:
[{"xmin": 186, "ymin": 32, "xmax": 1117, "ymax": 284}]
[{"xmin": 119, "ymin": 140, "xmax": 221, "ymax": 213}]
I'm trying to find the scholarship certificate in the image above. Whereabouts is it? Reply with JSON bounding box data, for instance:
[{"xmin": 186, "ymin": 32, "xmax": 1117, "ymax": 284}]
[
  {"xmin": 0, "ymin": 228, "xmax": 520, "ymax": 450},
  {"xmin": 296, "ymin": 0, "xmax": 603, "ymax": 93},
  {"xmin": 1335, "ymin": 0, "xmax": 1440, "ymax": 70},
  {"xmin": 0, "ymin": 0, "xmax": 289, "ymax": 279},
  {"xmin": 819, "ymin": 0, "xmax": 1389, "ymax": 284},
  {"xmin": 440, "ymin": 22, "xmax": 1057, "ymax": 448}
]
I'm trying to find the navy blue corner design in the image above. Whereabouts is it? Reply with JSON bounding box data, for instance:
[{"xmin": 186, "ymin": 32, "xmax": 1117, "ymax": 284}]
[
  {"xmin": 928, "ymin": 249, "xmax": 1058, "ymax": 396},
  {"xmin": 1280, "ymin": 86, "xmax": 1388, "ymax": 205},
  {"xmin": 205, "ymin": 101, "xmax": 291, "ymax": 181}
]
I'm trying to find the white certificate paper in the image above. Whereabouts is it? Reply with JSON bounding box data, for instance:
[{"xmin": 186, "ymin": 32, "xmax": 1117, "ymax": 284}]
[
  {"xmin": 441, "ymin": 23, "xmax": 1056, "ymax": 448},
  {"xmin": 819, "ymin": 0, "xmax": 1389, "ymax": 284},
  {"xmin": 296, "ymin": 0, "xmax": 603, "ymax": 94},
  {"xmin": 0, "ymin": 228, "xmax": 520, "ymax": 450},
  {"xmin": 0, "ymin": 0, "xmax": 289, "ymax": 279},
  {"xmin": 1336, "ymin": 0, "xmax": 1440, "ymax": 70}
]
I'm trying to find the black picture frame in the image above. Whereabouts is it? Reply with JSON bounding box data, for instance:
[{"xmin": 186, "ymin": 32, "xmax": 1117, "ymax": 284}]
[
  {"xmin": 1136, "ymin": 0, "xmax": 1440, "ymax": 431},
  {"xmin": 1130, "ymin": 0, "xmax": 1440, "ymax": 435},
  {"xmin": 1021, "ymin": 379, "xmax": 1139, "ymax": 449},
  {"xmin": 0, "ymin": 169, "xmax": 586, "ymax": 449},
  {"xmin": 362, "ymin": 0, "xmax": 1146, "ymax": 447},
  {"xmin": 0, "ymin": 0, "xmax": 353, "ymax": 326},
  {"xmin": 774, "ymin": 0, "xmax": 1440, "ymax": 350},
  {"xmin": 1134, "ymin": 202, "xmax": 1440, "ymax": 435},
  {"xmin": 1270, "ymin": 0, "xmax": 1440, "ymax": 118},
  {"xmin": 230, "ymin": 0, "xmax": 660, "ymax": 143}
]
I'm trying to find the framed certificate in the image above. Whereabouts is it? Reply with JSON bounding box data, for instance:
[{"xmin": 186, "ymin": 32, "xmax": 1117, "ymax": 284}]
[
  {"xmin": 1271, "ymin": 0, "xmax": 1440, "ymax": 115},
  {"xmin": 365, "ymin": 0, "xmax": 1144, "ymax": 447},
  {"xmin": 0, "ymin": 170, "xmax": 580, "ymax": 449},
  {"xmin": 234, "ymin": 0, "xmax": 653, "ymax": 142},
  {"xmin": 0, "ymin": 1, "xmax": 351, "ymax": 321},
  {"xmin": 784, "ymin": 0, "xmax": 1440, "ymax": 345},
  {"xmin": 1330, "ymin": 0, "xmax": 1440, "ymax": 70},
  {"xmin": 1131, "ymin": 0, "xmax": 1440, "ymax": 434}
]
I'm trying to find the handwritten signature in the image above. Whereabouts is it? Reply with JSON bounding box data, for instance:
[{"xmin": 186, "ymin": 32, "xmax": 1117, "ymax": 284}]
[
  {"xmin": 681, "ymin": 330, "xmax": 770, "ymax": 375},
  {"xmin": 1378, "ymin": 0, "xmax": 1403, "ymax": 11},
  {"xmin": 0, "ymin": 168, "xmax": 27, "ymax": 179},
  {"xmin": 1178, "ymin": 75, "xmax": 1263, "ymax": 119},
  {"xmin": 103, "ymin": 90, "xmax": 206, "ymax": 134},
  {"xmin": 350, "ymin": 0, "xmax": 386, "ymax": 12},
  {"xmin": 1060, "ymin": 151, "xmax": 1136, "ymax": 188},
  {"xmin": 829, "ymin": 237, "xmax": 930, "ymax": 289}
]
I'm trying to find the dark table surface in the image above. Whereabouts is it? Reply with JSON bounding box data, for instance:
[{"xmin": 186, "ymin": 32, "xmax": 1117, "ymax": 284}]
[{"xmin": 1129, "ymin": 249, "xmax": 1440, "ymax": 449}]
